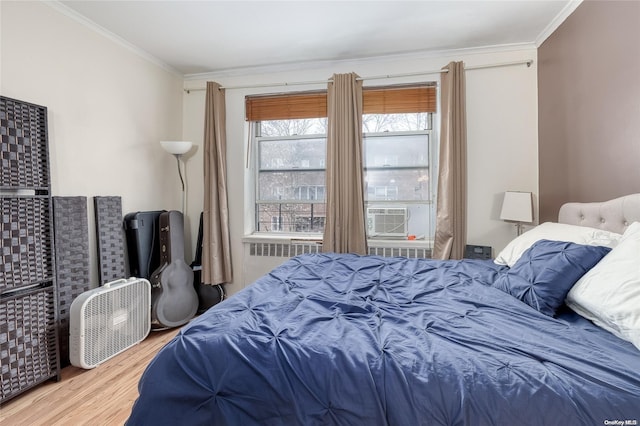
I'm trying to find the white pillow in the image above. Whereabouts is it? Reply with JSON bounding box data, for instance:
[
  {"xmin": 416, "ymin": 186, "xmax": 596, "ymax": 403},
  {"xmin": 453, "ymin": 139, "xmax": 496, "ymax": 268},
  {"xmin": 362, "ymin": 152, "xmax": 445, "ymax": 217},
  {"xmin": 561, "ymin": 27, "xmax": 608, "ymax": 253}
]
[
  {"xmin": 494, "ymin": 222, "xmax": 622, "ymax": 267},
  {"xmin": 565, "ymin": 221, "xmax": 640, "ymax": 351}
]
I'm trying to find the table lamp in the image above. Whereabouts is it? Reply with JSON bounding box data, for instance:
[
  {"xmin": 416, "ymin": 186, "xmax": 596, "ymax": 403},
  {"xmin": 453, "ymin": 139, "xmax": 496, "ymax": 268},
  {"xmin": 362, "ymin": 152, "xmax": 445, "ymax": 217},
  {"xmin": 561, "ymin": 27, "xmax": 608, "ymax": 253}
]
[{"xmin": 500, "ymin": 191, "xmax": 533, "ymax": 236}]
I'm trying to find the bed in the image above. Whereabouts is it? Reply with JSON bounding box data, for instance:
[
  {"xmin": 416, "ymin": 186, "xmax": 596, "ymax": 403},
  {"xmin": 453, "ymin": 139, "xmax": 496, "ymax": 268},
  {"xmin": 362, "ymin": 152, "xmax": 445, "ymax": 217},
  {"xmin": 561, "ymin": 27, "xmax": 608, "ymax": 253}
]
[{"xmin": 127, "ymin": 194, "xmax": 640, "ymax": 425}]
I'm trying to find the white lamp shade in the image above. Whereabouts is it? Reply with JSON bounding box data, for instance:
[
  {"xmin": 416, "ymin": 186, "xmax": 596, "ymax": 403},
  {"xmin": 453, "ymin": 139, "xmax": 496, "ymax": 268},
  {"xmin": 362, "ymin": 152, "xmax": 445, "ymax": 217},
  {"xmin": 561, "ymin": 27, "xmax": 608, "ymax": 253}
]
[
  {"xmin": 500, "ymin": 191, "xmax": 533, "ymax": 223},
  {"xmin": 160, "ymin": 140, "xmax": 192, "ymax": 155}
]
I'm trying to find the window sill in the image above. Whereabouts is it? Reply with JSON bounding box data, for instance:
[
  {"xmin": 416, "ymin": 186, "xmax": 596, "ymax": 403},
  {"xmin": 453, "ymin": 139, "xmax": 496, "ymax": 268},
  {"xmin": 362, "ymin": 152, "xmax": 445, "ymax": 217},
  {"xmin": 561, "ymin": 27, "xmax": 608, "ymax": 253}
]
[
  {"xmin": 242, "ymin": 233, "xmax": 433, "ymax": 249},
  {"xmin": 242, "ymin": 233, "xmax": 323, "ymax": 245}
]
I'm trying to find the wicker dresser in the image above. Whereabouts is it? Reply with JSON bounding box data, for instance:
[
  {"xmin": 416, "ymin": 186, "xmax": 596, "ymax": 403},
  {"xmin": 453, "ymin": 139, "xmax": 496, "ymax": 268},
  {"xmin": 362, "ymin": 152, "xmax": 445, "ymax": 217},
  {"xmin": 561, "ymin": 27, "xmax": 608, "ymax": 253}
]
[{"xmin": 0, "ymin": 96, "xmax": 60, "ymax": 404}]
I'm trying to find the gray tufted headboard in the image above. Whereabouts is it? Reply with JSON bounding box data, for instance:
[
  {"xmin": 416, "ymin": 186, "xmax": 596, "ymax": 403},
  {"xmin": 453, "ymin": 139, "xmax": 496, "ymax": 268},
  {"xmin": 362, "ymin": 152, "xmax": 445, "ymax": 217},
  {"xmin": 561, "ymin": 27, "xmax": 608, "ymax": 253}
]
[{"xmin": 558, "ymin": 194, "xmax": 640, "ymax": 235}]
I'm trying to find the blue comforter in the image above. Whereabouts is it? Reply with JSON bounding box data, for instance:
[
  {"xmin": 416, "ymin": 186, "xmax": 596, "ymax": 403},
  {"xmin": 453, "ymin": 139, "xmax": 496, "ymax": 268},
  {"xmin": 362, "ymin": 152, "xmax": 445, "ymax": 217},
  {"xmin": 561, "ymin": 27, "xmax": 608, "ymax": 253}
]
[{"xmin": 127, "ymin": 253, "xmax": 640, "ymax": 425}]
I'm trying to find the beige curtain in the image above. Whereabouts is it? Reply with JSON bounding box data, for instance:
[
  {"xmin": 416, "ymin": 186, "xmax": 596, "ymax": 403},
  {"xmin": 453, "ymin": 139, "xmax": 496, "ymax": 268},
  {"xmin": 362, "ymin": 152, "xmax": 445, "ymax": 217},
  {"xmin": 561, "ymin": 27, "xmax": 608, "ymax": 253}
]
[
  {"xmin": 432, "ymin": 61, "xmax": 467, "ymax": 260},
  {"xmin": 202, "ymin": 81, "xmax": 233, "ymax": 284},
  {"xmin": 322, "ymin": 73, "xmax": 368, "ymax": 254}
]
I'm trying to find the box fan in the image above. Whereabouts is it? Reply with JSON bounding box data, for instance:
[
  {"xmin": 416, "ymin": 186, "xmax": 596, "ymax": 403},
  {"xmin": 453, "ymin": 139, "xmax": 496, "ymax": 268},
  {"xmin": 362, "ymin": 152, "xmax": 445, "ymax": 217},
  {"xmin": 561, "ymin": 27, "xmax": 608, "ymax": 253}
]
[{"xmin": 69, "ymin": 278, "xmax": 151, "ymax": 369}]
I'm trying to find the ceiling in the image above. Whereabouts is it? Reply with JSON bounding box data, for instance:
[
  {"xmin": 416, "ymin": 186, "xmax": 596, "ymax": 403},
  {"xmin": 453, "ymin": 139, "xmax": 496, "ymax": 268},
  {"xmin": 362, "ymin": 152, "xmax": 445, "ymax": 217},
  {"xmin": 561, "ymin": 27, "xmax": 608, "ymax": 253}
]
[{"xmin": 55, "ymin": 1, "xmax": 578, "ymax": 77}]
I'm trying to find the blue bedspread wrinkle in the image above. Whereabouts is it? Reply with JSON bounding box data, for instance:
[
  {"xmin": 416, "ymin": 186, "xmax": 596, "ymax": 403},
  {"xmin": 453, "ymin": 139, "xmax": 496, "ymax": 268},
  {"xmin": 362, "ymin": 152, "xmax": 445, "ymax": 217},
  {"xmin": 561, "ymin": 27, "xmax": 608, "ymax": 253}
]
[{"xmin": 127, "ymin": 253, "xmax": 640, "ymax": 425}]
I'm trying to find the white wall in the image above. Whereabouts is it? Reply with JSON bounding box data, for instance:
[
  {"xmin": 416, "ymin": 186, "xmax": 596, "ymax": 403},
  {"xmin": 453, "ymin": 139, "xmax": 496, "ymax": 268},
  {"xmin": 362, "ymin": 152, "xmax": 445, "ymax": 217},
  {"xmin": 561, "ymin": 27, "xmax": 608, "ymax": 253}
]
[
  {"xmin": 1, "ymin": 2, "xmax": 539, "ymax": 295},
  {"xmin": 183, "ymin": 48, "xmax": 539, "ymax": 296},
  {"xmin": 1, "ymin": 1, "xmax": 185, "ymax": 287}
]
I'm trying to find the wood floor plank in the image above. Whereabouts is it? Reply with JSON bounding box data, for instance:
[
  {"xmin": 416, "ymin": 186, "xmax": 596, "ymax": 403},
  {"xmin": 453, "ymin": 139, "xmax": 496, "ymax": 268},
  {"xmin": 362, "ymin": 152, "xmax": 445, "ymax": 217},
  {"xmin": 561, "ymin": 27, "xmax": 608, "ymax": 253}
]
[{"xmin": 0, "ymin": 328, "xmax": 180, "ymax": 426}]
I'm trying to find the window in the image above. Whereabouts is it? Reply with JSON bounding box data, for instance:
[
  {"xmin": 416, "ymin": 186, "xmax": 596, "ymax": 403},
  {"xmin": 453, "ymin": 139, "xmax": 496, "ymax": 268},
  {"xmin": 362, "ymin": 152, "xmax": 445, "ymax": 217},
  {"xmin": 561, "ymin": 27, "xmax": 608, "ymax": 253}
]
[
  {"xmin": 363, "ymin": 120, "xmax": 432, "ymax": 240},
  {"xmin": 271, "ymin": 216, "xmax": 283, "ymax": 231},
  {"xmin": 249, "ymin": 85, "xmax": 436, "ymax": 241},
  {"xmin": 255, "ymin": 118, "xmax": 327, "ymax": 233}
]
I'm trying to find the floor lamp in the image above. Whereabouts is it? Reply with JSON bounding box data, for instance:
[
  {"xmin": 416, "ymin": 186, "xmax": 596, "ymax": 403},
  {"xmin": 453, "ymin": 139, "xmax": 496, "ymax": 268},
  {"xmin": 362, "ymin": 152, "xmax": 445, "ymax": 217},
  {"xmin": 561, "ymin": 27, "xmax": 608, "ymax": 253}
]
[{"xmin": 160, "ymin": 140, "xmax": 193, "ymax": 214}]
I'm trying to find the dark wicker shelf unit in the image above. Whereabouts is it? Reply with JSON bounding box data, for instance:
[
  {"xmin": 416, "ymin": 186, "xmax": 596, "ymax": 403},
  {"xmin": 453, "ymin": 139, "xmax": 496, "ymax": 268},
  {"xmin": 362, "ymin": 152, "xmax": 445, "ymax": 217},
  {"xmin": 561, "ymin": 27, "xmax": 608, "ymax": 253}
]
[{"xmin": 1, "ymin": 95, "xmax": 60, "ymax": 404}]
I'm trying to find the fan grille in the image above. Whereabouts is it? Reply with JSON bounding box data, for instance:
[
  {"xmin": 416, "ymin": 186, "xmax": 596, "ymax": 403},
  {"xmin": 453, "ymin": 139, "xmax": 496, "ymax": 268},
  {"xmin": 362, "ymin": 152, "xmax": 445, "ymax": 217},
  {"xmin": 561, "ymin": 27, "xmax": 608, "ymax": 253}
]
[{"xmin": 82, "ymin": 280, "xmax": 150, "ymax": 368}]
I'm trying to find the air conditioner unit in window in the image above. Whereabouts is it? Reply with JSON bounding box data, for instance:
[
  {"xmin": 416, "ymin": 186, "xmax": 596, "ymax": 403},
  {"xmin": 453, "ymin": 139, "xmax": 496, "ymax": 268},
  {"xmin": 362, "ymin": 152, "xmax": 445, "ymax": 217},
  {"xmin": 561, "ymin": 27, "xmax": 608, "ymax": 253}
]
[{"xmin": 367, "ymin": 207, "xmax": 408, "ymax": 237}]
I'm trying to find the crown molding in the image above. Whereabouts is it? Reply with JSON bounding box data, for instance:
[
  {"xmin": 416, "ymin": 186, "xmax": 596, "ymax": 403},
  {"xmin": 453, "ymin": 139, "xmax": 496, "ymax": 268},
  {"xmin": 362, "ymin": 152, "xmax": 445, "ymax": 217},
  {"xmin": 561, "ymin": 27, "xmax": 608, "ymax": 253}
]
[
  {"xmin": 44, "ymin": 0, "xmax": 183, "ymax": 77},
  {"xmin": 535, "ymin": 0, "xmax": 583, "ymax": 47},
  {"xmin": 183, "ymin": 42, "xmax": 538, "ymax": 82}
]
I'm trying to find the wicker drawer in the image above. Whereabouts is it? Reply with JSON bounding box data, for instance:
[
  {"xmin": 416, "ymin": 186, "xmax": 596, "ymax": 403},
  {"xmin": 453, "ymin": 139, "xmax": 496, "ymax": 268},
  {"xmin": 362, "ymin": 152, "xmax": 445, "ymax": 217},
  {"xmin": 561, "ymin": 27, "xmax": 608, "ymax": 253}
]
[
  {"xmin": 0, "ymin": 285, "xmax": 59, "ymax": 403},
  {"xmin": 0, "ymin": 197, "xmax": 54, "ymax": 292},
  {"xmin": 0, "ymin": 97, "xmax": 50, "ymax": 190}
]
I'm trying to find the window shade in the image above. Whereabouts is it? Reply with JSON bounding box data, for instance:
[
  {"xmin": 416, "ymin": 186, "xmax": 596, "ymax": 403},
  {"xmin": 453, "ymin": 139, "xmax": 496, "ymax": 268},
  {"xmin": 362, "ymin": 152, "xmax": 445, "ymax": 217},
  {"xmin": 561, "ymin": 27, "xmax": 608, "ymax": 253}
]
[
  {"xmin": 363, "ymin": 86, "xmax": 437, "ymax": 114},
  {"xmin": 245, "ymin": 92, "xmax": 327, "ymax": 121},
  {"xmin": 245, "ymin": 85, "xmax": 437, "ymax": 121}
]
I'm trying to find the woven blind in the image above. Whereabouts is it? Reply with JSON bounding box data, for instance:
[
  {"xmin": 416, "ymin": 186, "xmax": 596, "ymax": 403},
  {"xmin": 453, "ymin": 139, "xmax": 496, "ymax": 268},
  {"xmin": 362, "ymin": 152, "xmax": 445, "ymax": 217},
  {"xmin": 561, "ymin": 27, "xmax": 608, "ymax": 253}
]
[
  {"xmin": 245, "ymin": 92, "xmax": 327, "ymax": 121},
  {"xmin": 245, "ymin": 84, "xmax": 436, "ymax": 121},
  {"xmin": 363, "ymin": 85, "xmax": 437, "ymax": 114}
]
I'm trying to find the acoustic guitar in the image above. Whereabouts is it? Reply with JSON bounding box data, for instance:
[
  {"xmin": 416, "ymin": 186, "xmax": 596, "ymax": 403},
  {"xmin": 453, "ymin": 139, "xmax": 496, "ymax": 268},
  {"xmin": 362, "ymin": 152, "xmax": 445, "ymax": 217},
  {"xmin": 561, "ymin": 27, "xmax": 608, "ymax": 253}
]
[{"xmin": 149, "ymin": 210, "xmax": 198, "ymax": 329}]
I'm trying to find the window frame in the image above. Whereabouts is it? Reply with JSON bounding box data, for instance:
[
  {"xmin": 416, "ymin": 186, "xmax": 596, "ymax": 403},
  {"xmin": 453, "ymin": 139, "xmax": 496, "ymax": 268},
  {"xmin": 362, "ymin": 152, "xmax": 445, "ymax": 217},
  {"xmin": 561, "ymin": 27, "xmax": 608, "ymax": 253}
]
[
  {"xmin": 252, "ymin": 125, "xmax": 435, "ymax": 239},
  {"xmin": 362, "ymin": 128, "xmax": 434, "ymax": 240},
  {"xmin": 254, "ymin": 131, "xmax": 327, "ymax": 235},
  {"xmin": 248, "ymin": 83, "xmax": 438, "ymax": 240},
  {"xmin": 363, "ymin": 129, "xmax": 432, "ymax": 204}
]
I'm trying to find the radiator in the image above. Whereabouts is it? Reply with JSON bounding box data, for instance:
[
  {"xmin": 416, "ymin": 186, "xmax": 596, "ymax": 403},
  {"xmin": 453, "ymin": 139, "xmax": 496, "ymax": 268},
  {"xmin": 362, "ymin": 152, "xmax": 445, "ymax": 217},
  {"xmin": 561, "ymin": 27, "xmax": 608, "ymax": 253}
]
[{"xmin": 248, "ymin": 242, "xmax": 431, "ymax": 259}]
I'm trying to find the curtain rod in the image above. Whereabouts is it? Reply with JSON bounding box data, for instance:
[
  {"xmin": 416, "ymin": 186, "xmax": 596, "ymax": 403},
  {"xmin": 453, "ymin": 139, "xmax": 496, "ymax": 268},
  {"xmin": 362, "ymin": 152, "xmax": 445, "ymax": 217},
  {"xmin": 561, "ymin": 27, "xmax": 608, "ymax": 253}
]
[{"xmin": 184, "ymin": 59, "xmax": 532, "ymax": 93}]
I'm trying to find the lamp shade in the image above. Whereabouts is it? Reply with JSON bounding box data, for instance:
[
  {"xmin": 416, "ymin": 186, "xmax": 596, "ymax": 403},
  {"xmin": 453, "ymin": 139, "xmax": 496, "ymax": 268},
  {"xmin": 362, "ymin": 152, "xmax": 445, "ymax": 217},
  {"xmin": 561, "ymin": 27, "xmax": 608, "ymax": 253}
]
[
  {"xmin": 500, "ymin": 191, "xmax": 533, "ymax": 223},
  {"xmin": 160, "ymin": 140, "xmax": 192, "ymax": 155}
]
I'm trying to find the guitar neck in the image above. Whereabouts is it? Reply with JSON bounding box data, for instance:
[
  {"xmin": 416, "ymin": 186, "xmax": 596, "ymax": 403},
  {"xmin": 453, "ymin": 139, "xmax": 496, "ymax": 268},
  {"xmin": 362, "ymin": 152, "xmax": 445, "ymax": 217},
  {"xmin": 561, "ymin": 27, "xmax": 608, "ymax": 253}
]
[{"xmin": 160, "ymin": 210, "xmax": 185, "ymax": 263}]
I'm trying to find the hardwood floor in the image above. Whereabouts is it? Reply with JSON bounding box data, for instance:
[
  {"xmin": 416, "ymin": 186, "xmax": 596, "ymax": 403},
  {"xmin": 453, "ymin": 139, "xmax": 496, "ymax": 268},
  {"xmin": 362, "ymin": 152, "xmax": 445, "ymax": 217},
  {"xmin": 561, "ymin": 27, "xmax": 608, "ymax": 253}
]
[{"xmin": 0, "ymin": 328, "xmax": 180, "ymax": 426}]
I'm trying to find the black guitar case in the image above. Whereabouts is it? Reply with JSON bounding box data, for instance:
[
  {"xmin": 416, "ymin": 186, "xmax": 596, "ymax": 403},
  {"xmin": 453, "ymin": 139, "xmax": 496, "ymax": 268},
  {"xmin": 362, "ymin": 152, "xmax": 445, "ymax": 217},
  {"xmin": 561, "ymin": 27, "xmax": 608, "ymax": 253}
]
[
  {"xmin": 150, "ymin": 210, "xmax": 198, "ymax": 329},
  {"xmin": 124, "ymin": 210, "xmax": 164, "ymax": 280},
  {"xmin": 191, "ymin": 212, "xmax": 225, "ymax": 313}
]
